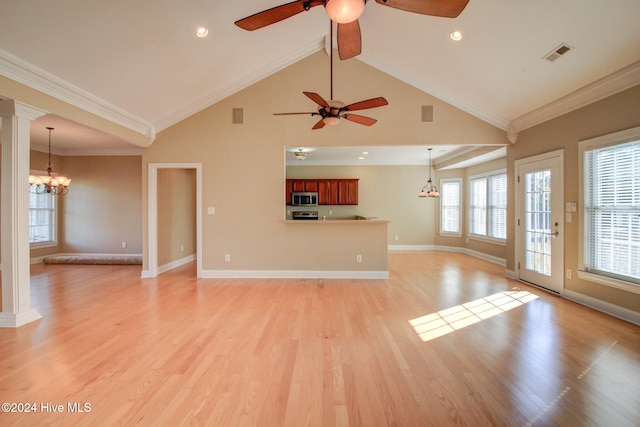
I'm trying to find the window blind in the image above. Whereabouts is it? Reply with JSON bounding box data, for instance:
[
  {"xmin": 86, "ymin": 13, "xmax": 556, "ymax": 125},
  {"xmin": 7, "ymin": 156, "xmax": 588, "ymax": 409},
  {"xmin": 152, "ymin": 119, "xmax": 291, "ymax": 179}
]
[
  {"xmin": 584, "ymin": 139, "xmax": 640, "ymax": 284},
  {"xmin": 29, "ymin": 192, "xmax": 56, "ymax": 244},
  {"xmin": 441, "ymin": 181, "xmax": 461, "ymax": 233},
  {"xmin": 489, "ymin": 174, "xmax": 507, "ymax": 239}
]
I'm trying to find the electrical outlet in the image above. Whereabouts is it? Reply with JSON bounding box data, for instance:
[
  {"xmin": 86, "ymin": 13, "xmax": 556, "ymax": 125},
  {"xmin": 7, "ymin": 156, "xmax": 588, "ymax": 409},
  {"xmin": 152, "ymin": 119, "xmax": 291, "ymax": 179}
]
[
  {"xmin": 121, "ymin": 241, "xmax": 127, "ymax": 248},
  {"xmin": 395, "ymin": 235, "xmax": 399, "ymax": 241},
  {"xmin": 225, "ymin": 254, "xmax": 231, "ymax": 262},
  {"xmin": 356, "ymin": 254, "xmax": 362, "ymax": 263},
  {"xmin": 181, "ymin": 245, "xmax": 184, "ymax": 252},
  {"xmin": 566, "ymin": 269, "xmax": 572, "ymax": 279}
]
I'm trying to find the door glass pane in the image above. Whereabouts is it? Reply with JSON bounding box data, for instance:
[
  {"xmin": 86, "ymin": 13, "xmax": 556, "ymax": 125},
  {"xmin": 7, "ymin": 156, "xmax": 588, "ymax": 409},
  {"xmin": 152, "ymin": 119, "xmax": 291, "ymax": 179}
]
[{"xmin": 525, "ymin": 170, "xmax": 552, "ymax": 276}]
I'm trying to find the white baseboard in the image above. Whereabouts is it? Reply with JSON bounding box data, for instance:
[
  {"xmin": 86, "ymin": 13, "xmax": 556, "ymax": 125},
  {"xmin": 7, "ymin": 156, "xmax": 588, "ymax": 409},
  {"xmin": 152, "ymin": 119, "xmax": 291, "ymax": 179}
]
[
  {"xmin": 158, "ymin": 254, "xmax": 196, "ymax": 274},
  {"xmin": 200, "ymin": 270, "xmax": 389, "ymax": 280},
  {"xmin": 564, "ymin": 289, "xmax": 640, "ymax": 326},
  {"xmin": 0, "ymin": 308, "xmax": 42, "ymax": 328},
  {"xmin": 388, "ymin": 245, "xmax": 435, "ymax": 251}
]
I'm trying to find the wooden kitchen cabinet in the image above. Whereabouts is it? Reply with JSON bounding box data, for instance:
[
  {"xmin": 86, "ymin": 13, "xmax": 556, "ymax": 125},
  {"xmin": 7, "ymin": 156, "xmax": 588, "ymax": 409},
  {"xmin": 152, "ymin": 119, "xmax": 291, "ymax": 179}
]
[
  {"xmin": 289, "ymin": 179, "xmax": 317, "ymax": 192},
  {"xmin": 337, "ymin": 179, "xmax": 358, "ymax": 205},
  {"xmin": 318, "ymin": 179, "xmax": 339, "ymax": 205},
  {"xmin": 287, "ymin": 178, "xmax": 358, "ymax": 205}
]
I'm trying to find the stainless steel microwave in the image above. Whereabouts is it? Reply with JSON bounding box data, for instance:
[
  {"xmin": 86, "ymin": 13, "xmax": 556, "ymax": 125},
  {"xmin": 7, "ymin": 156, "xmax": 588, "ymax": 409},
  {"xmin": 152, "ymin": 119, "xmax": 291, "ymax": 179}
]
[{"xmin": 291, "ymin": 191, "xmax": 318, "ymax": 206}]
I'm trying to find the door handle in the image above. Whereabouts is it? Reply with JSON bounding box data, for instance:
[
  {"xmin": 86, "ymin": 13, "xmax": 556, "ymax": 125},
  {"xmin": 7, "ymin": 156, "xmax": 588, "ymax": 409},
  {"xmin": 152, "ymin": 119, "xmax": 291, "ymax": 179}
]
[{"xmin": 552, "ymin": 222, "xmax": 559, "ymax": 239}]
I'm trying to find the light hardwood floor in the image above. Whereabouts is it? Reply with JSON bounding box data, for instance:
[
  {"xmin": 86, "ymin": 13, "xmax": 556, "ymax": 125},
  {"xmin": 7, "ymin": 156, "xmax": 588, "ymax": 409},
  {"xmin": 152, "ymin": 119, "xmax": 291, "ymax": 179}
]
[{"xmin": 0, "ymin": 252, "xmax": 638, "ymax": 426}]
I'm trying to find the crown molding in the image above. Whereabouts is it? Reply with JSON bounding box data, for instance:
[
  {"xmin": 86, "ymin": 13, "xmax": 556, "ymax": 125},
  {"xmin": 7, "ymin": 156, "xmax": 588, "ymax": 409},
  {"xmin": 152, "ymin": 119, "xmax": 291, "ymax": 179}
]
[
  {"xmin": 509, "ymin": 60, "xmax": 640, "ymax": 136},
  {"xmin": 153, "ymin": 37, "xmax": 326, "ymax": 132},
  {"xmin": 30, "ymin": 143, "xmax": 142, "ymax": 157},
  {"xmin": 0, "ymin": 48, "xmax": 155, "ymax": 145}
]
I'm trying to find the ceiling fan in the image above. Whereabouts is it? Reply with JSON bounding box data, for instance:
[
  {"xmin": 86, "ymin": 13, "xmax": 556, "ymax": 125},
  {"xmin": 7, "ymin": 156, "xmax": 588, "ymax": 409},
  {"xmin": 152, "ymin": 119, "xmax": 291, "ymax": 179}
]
[
  {"xmin": 235, "ymin": 0, "xmax": 470, "ymax": 59},
  {"xmin": 273, "ymin": 22, "xmax": 388, "ymax": 130}
]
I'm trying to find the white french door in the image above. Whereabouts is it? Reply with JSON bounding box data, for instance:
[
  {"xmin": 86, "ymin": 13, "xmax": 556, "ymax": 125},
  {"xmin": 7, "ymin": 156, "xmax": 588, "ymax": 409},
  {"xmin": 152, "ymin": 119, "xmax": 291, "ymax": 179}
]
[{"xmin": 515, "ymin": 150, "xmax": 564, "ymax": 293}]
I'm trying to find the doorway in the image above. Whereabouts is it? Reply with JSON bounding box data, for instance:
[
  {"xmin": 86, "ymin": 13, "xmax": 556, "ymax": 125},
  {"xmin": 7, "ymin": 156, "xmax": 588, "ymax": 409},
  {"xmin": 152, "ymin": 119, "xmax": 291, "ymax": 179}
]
[
  {"xmin": 515, "ymin": 150, "xmax": 564, "ymax": 293},
  {"xmin": 146, "ymin": 163, "xmax": 202, "ymax": 278}
]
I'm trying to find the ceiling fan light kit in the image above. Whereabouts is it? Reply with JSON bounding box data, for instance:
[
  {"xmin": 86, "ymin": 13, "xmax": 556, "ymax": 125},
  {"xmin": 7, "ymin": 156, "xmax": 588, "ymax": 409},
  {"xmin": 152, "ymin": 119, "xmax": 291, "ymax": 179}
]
[
  {"xmin": 325, "ymin": 0, "xmax": 366, "ymax": 24},
  {"xmin": 273, "ymin": 19, "xmax": 388, "ymax": 129}
]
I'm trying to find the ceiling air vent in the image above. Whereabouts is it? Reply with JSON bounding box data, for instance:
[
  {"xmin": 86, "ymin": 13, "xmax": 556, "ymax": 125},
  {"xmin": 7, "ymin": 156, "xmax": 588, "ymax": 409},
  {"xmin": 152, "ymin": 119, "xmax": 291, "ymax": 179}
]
[{"xmin": 544, "ymin": 43, "xmax": 574, "ymax": 62}]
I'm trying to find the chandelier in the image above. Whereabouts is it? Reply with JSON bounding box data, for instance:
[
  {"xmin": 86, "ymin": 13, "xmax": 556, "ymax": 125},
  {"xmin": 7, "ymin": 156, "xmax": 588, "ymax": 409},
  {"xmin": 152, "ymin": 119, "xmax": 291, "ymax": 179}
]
[
  {"xmin": 28, "ymin": 127, "xmax": 71, "ymax": 195},
  {"xmin": 418, "ymin": 148, "xmax": 439, "ymax": 198}
]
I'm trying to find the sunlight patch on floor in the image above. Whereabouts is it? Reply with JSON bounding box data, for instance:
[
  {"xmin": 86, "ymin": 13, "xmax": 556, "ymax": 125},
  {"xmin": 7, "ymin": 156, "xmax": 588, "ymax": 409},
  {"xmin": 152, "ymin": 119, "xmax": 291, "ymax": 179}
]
[{"xmin": 409, "ymin": 290, "xmax": 539, "ymax": 342}]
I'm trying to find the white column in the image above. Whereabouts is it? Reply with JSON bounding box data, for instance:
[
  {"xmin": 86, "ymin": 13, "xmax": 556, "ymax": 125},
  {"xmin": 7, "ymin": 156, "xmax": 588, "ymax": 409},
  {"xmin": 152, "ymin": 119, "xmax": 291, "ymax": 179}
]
[{"xmin": 0, "ymin": 100, "xmax": 47, "ymax": 328}]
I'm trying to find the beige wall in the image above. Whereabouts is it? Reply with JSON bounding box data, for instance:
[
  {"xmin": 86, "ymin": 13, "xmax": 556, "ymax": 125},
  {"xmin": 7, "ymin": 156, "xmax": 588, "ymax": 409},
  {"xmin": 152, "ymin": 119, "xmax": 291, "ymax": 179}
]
[
  {"xmin": 157, "ymin": 168, "xmax": 196, "ymax": 266},
  {"xmin": 142, "ymin": 51, "xmax": 507, "ymax": 273},
  {"xmin": 60, "ymin": 156, "xmax": 142, "ymax": 254},
  {"xmin": 507, "ymin": 84, "xmax": 640, "ymax": 312}
]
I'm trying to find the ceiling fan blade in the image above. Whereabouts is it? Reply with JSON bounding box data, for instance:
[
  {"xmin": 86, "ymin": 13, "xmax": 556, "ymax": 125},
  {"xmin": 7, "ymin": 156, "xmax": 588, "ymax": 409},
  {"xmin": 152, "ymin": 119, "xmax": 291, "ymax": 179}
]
[
  {"xmin": 303, "ymin": 91, "xmax": 330, "ymax": 108},
  {"xmin": 343, "ymin": 97, "xmax": 388, "ymax": 111},
  {"xmin": 342, "ymin": 113, "xmax": 377, "ymax": 126},
  {"xmin": 273, "ymin": 112, "xmax": 317, "ymax": 116},
  {"xmin": 235, "ymin": 0, "xmax": 324, "ymax": 31},
  {"xmin": 337, "ymin": 20, "xmax": 362, "ymax": 60},
  {"xmin": 312, "ymin": 119, "xmax": 326, "ymax": 130},
  {"xmin": 375, "ymin": 0, "xmax": 469, "ymax": 18}
]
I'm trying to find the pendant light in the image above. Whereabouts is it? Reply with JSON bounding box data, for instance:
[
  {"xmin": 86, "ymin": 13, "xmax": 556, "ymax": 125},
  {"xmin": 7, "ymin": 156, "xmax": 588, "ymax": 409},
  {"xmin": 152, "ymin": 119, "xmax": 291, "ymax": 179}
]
[
  {"xmin": 418, "ymin": 148, "xmax": 439, "ymax": 198},
  {"xmin": 28, "ymin": 127, "xmax": 71, "ymax": 195}
]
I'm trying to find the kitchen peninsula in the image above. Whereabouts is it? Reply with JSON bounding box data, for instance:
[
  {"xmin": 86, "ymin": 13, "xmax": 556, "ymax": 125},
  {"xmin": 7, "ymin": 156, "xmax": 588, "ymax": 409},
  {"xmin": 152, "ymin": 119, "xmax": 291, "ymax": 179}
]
[
  {"xmin": 283, "ymin": 175, "xmax": 389, "ymax": 278},
  {"xmin": 282, "ymin": 216, "xmax": 390, "ymax": 278}
]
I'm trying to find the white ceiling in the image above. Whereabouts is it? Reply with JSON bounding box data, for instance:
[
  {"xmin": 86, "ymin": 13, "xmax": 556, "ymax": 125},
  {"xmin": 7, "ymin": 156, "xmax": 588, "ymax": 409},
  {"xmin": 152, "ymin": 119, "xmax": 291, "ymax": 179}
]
[{"xmin": 1, "ymin": 1, "xmax": 640, "ymax": 164}]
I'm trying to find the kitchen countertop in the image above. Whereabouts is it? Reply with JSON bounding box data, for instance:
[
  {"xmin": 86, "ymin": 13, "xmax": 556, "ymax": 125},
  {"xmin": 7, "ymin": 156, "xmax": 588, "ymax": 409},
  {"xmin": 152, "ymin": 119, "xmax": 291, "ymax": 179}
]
[{"xmin": 285, "ymin": 217, "xmax": 389, "ymax": 224}]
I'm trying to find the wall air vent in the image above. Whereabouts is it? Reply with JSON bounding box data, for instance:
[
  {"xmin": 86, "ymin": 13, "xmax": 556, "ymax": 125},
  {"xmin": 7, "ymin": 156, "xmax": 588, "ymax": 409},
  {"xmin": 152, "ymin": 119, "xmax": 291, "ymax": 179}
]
[
  {"xmin": 544, "ymin": 43, "xmax": 574, "ymax": 62},
  {"xmin": 232, "ymin": 108, "xmax": 244, "ymax": 124},
  {"xmin": 421, "ymin": 105, "xmax": 433, "ymax": 122}
]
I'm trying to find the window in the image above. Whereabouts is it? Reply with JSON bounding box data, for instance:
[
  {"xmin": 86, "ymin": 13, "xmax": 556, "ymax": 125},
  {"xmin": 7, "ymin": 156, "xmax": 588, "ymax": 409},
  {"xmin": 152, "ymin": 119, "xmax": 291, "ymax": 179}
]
[
  {"xmin": 469, "ymin": 171, "xmax": 506, "ymax": 241},
  {"xmin": 581, "ymin": 128, "xmax": 640, "ymax": 288},
  {"xmin": 440, "ymin": 178, "xmax": 461, "ymax": 235},
  {"xmin": 29, "ymin": 191, "xmax": 57, "ymax": 246}
]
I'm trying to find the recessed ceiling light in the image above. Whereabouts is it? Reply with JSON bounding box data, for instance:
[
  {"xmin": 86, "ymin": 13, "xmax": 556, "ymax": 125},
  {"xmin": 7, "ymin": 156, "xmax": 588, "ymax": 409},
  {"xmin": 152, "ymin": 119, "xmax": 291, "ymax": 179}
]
[
  {"xmin": 358, "ymin": 156, "xmax": 365, "ymax": 160},
  {"xmin": 195, "ymin": 26, "xmax": 209, "ymax": 38},
  {"xmin": 450, "ymin": 30, "xmax": 462, "ymax": 41}
]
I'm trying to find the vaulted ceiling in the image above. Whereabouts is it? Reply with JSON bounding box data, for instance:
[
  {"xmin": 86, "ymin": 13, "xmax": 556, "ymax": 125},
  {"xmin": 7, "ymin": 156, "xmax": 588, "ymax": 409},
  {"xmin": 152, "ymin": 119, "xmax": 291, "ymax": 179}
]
[{"xmin": 1, "ymin": 1, "xmax": 639, "ymax": 159}]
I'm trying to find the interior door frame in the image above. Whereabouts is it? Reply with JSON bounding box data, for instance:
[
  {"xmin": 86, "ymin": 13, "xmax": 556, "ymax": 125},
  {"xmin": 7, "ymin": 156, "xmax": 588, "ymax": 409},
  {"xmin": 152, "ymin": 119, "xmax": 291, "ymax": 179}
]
[
  {"xmin": 514, "ymin": 149, "xmax": 564, "ymax": 294},
  {"xmin": 146, "ymin": 163, "xmax": 202, "ymax": 278}
]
